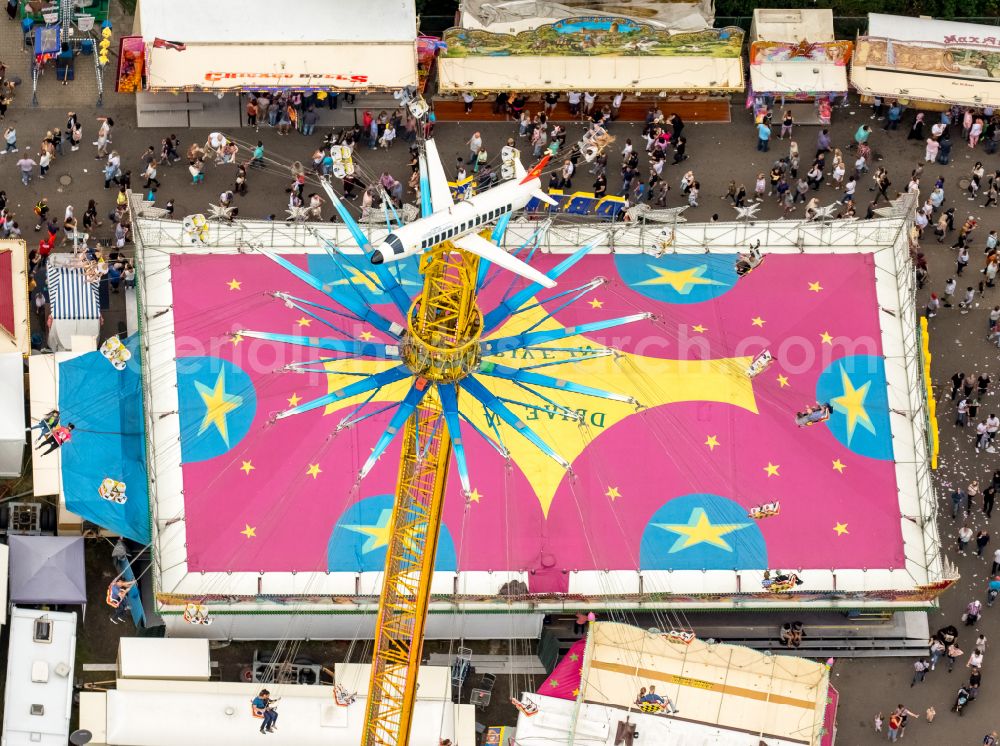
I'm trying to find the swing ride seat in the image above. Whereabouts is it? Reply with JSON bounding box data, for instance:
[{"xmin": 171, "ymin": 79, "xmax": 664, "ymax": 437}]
[
  {"xmin": 250, "ymin": 703, "xmax": 265, "ymax": 719},
  {"xmin": 511, "ymin": 697, "xmax": 539, "ymax": 716}
]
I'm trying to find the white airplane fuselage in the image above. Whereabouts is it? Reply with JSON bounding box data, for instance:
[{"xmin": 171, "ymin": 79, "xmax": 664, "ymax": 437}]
[{"xmin": 370, "ymin": 175, "xmax": 541, "ymax": 265}]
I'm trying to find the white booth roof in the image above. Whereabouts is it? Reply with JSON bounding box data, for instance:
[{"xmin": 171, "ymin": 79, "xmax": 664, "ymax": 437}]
[
  {"xmin": 438, "ymin": 56, "xmax": 744, "ymax": 93},
  {"xmin": 752, "ymin": 8, "xmax": 835, "ymax": 42},
  {"xmin": 78, "ymin": 664, "xmax": 473, "ymax": 746},
  {"xmin": 137, "ymin": 0, "xmax": 416, "ymax": 43},
  {"xmin": 118, "ymin": 638, "xmax": 211, "ymax": 681},
  {"xmin": 867, "ymin": 12, "xmax": 1000, "ymax": 47},
  {"xmin": 2, "ymin": 608, "xmax": 77, "ymax": 746},
  {"xmin": 0, "ymin": 351, "xmax": 24, "ymax": 479},
  {"xmin": 750, "ymin": 63, "xmax": 848, "ymax": 95}
]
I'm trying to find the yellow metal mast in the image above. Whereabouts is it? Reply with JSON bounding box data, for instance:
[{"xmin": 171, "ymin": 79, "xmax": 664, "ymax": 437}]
[{"xmin": 362, "ymin": 243, "xmax": 482, "ymax": 746}]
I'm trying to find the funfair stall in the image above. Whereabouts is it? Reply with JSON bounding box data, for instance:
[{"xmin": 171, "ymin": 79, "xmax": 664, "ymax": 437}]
[
  {"xmin": 852, "ymin": 13, "xmax": 1000, "ymax": 109},
  {"xmin": 436, "ymin": 15, "xmax": 744, "ymax": 122},
  {"xmin": 0, "ymin": 239, "xmax": 28, "ymax": 478},
  {"xmin": 749, "ymin": 9, "xmax": 852, "ymax": 124},
  {"xmin": 132, "ymin": 0, "xmax": 418, "ymax": 127}
]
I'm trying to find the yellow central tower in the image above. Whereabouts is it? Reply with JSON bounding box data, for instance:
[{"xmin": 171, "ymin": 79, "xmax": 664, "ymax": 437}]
[{"xmin": 362, "ymin": 244, "xmax": 481, "ymax": 746}]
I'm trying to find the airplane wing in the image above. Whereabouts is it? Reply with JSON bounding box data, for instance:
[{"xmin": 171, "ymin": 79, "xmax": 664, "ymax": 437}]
[
  {"xmin": 424, "ymin": 139, "xmax": 455, "ymax": 212},
  {"xmin": 453, "ymin": 232, "xmax": 556, "ymax": 289}
]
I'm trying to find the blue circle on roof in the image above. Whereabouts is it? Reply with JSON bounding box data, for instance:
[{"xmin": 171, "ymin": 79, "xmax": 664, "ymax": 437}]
[
  {"xmin": 815, "ymin": 355, "xmax": 894, "ymax": 461},
  {"xmin": 327, "ymin": 494, "xmax": 457, "ymax": 572},
  {"xmin": 306, "ymin": 254, "xmax": 420, "ymax": 308},
  {"xmin": 176, "ymin": 356, "xmax": 257, "ymax": 463},
  {"xmin": 640, "ymin": 493, "xmax": 767, "ymax": 570},
  {"xmin": 615, "ymin": 254, "xmax": 738, "ymax": 305}
]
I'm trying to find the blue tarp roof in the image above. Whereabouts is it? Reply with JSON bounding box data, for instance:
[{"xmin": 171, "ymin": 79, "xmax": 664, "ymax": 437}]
[{"xmin": 59, "ymin": 336, "xmax": 151, "ymax": 543}]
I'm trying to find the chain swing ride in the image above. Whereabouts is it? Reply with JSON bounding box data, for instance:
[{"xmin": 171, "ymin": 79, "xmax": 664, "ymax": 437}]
[{"xmin": 237, "ymin": 136, "xmax": 642, "ymax": 746}]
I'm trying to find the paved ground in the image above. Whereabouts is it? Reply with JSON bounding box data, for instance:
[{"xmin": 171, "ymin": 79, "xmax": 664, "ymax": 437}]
[{"xmin": 6, "ymin": 74, "xmax": 1000, "ymax": 740}]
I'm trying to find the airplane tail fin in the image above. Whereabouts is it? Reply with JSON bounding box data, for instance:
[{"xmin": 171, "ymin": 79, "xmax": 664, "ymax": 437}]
[{"xmin": 519, "ymin": 154, "xmax": 551, "ymax": 185}]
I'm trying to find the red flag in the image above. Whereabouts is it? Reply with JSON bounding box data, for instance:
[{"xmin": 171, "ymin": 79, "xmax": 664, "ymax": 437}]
[{"xmin": 152, "ymin": 38, "xmax": 186, "ymax": 52}]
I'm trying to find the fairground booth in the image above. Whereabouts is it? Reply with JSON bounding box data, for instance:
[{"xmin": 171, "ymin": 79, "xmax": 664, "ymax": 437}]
[
  {"xmin": 435, "ymin": 1, "xmax": 744, "ymax": 122},
  {"xmin": 749, "ymin": 10, "xmax": 852, "ymax": 124},
  {"xmin": 129, "ymin": 0, "xmax": 418, "ymax": 127},
  {"xmin": 852, "ymin": 13, "xmax": 1000, "ymax": 110}
]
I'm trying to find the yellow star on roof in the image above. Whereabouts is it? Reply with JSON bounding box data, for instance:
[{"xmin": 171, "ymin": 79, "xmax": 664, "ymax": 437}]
[
  {"xmin": 751, "ymin": 316, "xmax": 765, "ymax": 327},
  {"xmin": 833, "ymin": 522, "xmax": 849, "ymax": 536},
  {"xmin": 605, "ymin": 486, "xmax": 621, "ymax": 501},
  {"xmin": 230, "ymin": 332, "xmax": 244, "ymax": 346},
  {"xmin": 691, "ymin": 324, "xmax": 707, "ymax": 333},
  {"xmin": 808, "ymin": 281, "xmax": 823, "ymax": 292},
  {"xmin": 572, "ymin": 688, "xmax": 581, "ymax": 697},
  {"xmin": 296, "ymin": 317, "xmax": 312, "ymax": 327},
  {"xmin": 359, "ymin": 331, "xmax": 374, "ymax": 342},
  {"xmin": 287, "ymin": 392, "xmax": 302, "ymax": 408},
  {"xmin": 819, "ymin": 331, "xmax": 833, "ymax": 345},
  {"xmin": 832, "ymin": 458, "xmax": 846, "ymax": 473},
  {"xmin": 306, "ymin": 463, "xmax": 322, "ymax": 479},
  {"xmin": 831, "ymin": 366, "xmax": 875, "ymax": 443},
  {"xmin": 764, "ymin": 462, "xmax": 780, "ymax": 477},
  {"xmin": 468, "ymin": 488, "xmax": 482, "ymax": 503},
  {"xmin": 637, "ymin": 264, "xmax": 725, "ymax": 294},
  {"xmin": 240, "ymin": 460, "xmax": 255, "ymax": 475},
  {"xmin": 655, "ymin": 507, "xmax": 751, "ymax": 553},
  {"xmin": 240, "ymin": 524, "xmax": 256, "ymax": 539},
  {"xmin": 344, "ymin": 508, "xmax": 393, "ymax": 553},
  {"xmin": 588, "ymin": 298, "xmax": 604, "ymax": 309},
  {"xmin": 705, "ymin": 435, "xmax": 720, "ymax": 451},
  {"xmin": 333, "ymin": 266, "xmax": 381, "ymax": 292},
  {"xmin": 776, "ymin": 374, "xmax": 790, "ymax": 388},
  {"xmin": 194, "ymin": 369, "xmax": 243, "ymax": 446},
  {"xmin": 227, "ymin": 278, "xmax": 242, "ymax": 291}
]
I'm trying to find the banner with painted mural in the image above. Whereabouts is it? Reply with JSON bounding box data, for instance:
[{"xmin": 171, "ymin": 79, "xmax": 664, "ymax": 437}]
[
  {"xmin": 443, "ymin": 17, "xmax": 743, "ymax": 58},
  {"xmin": 855, "ymin": 37, "xmax": 1000, "ymax": 79},
  {"xmin": 115, "ymin": 36, "xmax": 145, "ymax": 93}
]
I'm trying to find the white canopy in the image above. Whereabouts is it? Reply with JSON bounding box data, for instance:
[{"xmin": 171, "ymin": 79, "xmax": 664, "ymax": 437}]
[
  {"xmin": 137, "ymin": 0, "xmax": 418, "ymax": 91},
  {"xmin": 438, "ymin": 55, "xmax": 743, "ymax": 93},
  {"xmin": 751, "ymin": 62, "xmax": 848, "ymax": 95},
  {"xmin": 752, "ymin": 8, "xmax": 836, "ymax": 42},
  {"xmin": 0, "ymin": 352, "xmax": 24, "ymax": 478}
]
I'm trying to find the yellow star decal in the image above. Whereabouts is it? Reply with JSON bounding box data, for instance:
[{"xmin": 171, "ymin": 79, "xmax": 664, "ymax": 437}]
[
  {"xmin": 344, "ymin": 508, "xmax": 393, "ymax": 553},
  {"xmin": 588, "ymin": 298, "xmax": 604, "ymax": 309},
  {"xmin": 227, "ymin": 278, "xmax": 242, "ymax": 291},
  {"xmin": 832, "ymin": 458, "xmax": 846, "ymax": 473},
  {"xmin": 240, "ymin": 524, "xmax": 256, "ymax": 539},
  {"xmin": 468, "ymin": 488, "xmax": 482, "ymax": 503},
  {"xmin": 287, "ymin": 392, "xmax": 302, "ymax": 408},
  {"xmin": 655, "ymin": 507, "xmax": 751, "ymax": 553},
  {"xmin": 819, "ymin": 331, "xmax": 833, "ymax": 345},
  {"xmin": 572, "ymin": 688, "xmax": 581, "ymax": 697},
  {"xmin": 359, "ymin": 331, "xmax": 374, "ymax": 342},
  {"xmin": 306, "ymin": 463, "xmax": 322, "ymax": 479},
  {"xmin": 833, "ymin": 522, "xmax": 849, "ymax": 536},
  {"xmin": 605, "ymin": 486, "xmax": 621, "ymax": 501},
  {"xmin": 751, "ymin": 316, "xmax": 765, "ymax": 327},
  {"xmin": 333, "ymin": 266, "xmax": 381, "ymax": 292},
  {"xmin": 296, "ymin": 317, "xmax": 312, "ymax": 327},
  {"xmin": 764, "ymin": 462, "xmax": 780, "ymax": 477},
  {"xmin": 831, "ymin": 366, "xmax": 875, "ymax": 443},
  {"xmin": 194, "ymin": 369, "xmax": 243, "ymax": 446},
  {"xmin": 776, "ymin": 374, "xmax": 789, "ymax": 388},
  {"xmin": 705, "ymin": 435, "xmax": 720, "ymax": 451},
  {"xmin": 808, "ymin": 281, "xmax": 823, "ymax": 292},
  {"xmin": 230, "ymin": 332, "xmax": 244, "ymax": 346},
  {"xmin": 691, "ymin": 324, "xmax": 707, "ymax": 333},
  {"xmin": 637, "ymin": 264, "xmax": 725, "ymax": 294},
  {"xmin": 240, "ymin": 460, "xmax": 255, "ymax": 475}
]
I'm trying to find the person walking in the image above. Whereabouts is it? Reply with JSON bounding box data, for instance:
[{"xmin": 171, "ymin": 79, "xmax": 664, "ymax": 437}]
[
  {"xmin": 910, "ymin": 658, "xmax": 930, "ymax": 686},
  {"xmin": 757, "ymin": 119, "xmax": 771, "ymax": 152},
  {"xmin": 965, "ymin": 599, "xmax": 983, "ymax": 626},
  {"xmin": 959, "ymin": 523, "xmax": 974, "ymax": 551},
  {"xmin": 977, "ymin": 530, "xmax": 991, "ymax": 556},
  {"xmin": 16, "ymin": 155, "xmax": 35, "ymax": 186},
  {"xmin": 947, "ymin": 642, "xmax": 964, "ymax": 672}
]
